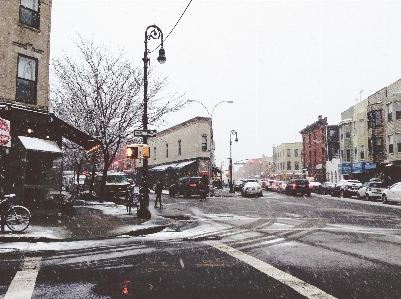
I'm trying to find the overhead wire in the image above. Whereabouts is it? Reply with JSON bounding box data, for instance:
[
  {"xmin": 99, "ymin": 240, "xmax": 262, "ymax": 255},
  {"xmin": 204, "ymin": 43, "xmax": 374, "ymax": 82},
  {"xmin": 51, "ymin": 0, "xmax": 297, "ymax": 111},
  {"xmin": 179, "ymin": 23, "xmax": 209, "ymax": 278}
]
[{"xmin": 150, "ymin": 0, "xmax": 193, "ymax": 53}]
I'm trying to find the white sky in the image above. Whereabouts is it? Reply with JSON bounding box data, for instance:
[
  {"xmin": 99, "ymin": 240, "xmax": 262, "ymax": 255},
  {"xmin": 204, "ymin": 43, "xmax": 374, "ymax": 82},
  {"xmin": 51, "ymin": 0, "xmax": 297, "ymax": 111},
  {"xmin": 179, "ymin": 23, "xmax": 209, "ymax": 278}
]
[{"xmin": 50, "ymin": 0, "xmax": 401, "ymax": 169}]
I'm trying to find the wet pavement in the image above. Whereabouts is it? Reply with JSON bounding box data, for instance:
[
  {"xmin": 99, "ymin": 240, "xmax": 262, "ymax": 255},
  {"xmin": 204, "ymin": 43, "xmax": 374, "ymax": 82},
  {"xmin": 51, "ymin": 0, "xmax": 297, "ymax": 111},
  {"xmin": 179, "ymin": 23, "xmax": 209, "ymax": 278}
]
[{"xmin": 0, "ymin": 189, "xmax": 237, "ymax": 242}]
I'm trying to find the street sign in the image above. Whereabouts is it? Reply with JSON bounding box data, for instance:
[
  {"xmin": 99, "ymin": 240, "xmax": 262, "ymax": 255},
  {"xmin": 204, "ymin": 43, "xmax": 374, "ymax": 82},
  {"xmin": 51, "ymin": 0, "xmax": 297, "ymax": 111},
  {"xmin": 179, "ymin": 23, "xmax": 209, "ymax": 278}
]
[{"xmin": 134, "ymin": 129, "xmax": 157, "ymax": 137}]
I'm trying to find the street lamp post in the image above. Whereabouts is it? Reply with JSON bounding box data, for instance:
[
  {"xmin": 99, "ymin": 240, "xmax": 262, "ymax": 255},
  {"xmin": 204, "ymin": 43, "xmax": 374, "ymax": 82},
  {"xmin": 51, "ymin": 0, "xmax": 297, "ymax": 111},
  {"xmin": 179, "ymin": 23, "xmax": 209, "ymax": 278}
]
[
  {"xmin": 229, "ymin": 130, "xmax": 238, "ymax": 193},
  {"xmin": 138, "ymin": 25, "xmax": 166, "ymax": 219},
  {"xmin": 187, "ymin": 100, "xmax": 233, "ymax": 187}
]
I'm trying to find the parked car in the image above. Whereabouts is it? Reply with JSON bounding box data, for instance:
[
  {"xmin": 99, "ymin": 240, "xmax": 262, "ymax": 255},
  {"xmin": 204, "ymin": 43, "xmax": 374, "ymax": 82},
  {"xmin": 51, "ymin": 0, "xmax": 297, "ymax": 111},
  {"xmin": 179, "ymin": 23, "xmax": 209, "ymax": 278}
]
[
  {"xmin": 317, "ymin": 182, "xmax": 335, "ymax": 195},
  {"xmin": 285, "ymin": 179, "xmax": 312, "ymax": 196},
  {"xmin": 382, "ymin": 182, "xmax": 401, "ymax": 204},
  {"xmin": 233, "ymin": 180, "xmax": 244, "ymax": 192},
  {"xmin": 357, "ymin": 180, "xmax": 385, "ymax": 201},
  {"xmin": 310, "ymin": 182, "xmax": 321, "ymax": 193},
  {"xmin": 272, "ymin": 181, "xmax": 282, "ymax": 192},
  {"xmin": 169, "ymin": 176, "xmax": 203, "ymax": 198},
  {"xmin": 259, "ymin": 180, "xmax": 268, "ymax": 189},
  {"xmin": 265, "ymin": 180, "xmax": 275, "ymax": 191},
  {"xmin": 241, "ymin": 182, "xmax": 263, "ymax": 197},
  {"xmin": 331, "ymin": 180, "xmax": 362, "ymax": 198},
  {"xmin": 278, "ymin": 180, "xmax": 289, "ymax": 193}
]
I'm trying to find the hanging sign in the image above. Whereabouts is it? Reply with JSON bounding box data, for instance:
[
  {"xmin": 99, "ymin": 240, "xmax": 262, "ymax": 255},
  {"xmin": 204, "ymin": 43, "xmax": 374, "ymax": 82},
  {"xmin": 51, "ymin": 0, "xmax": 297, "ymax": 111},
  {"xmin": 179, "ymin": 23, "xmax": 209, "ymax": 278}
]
[{"xmin": 0, "ymin": 117, "xmax": 11, "ymax": 147}]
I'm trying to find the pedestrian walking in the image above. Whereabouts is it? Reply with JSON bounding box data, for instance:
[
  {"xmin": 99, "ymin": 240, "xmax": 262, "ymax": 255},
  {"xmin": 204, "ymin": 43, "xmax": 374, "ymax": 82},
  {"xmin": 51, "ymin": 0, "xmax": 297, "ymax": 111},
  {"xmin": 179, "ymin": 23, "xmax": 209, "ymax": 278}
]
[
  {"xmin": 154, "ymin": 178, "xmax": 164, "ymax": 208},
  {"xmin": 199, "ymin": 174, "xmax": 208, "ymax": 202}
]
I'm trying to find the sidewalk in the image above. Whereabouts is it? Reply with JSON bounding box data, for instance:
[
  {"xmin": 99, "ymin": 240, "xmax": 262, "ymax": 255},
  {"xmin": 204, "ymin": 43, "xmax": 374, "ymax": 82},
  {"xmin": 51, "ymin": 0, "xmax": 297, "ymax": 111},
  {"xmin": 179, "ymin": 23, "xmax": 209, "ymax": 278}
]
[{"xmin": 0, "ymin": 188, "xmax": 239, "ymax": 243}]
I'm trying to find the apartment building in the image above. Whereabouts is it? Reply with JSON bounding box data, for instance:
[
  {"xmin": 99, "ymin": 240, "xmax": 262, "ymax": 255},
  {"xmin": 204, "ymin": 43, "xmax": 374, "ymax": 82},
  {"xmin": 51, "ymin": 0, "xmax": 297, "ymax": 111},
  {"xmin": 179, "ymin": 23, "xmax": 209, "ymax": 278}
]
[
  {"xmin": 272, "ymin": 142, "xmax": 303, "ymax": 180},
  {"xmin": 0, "ymin": 1, "xmax": 99, "ymax": 206},
  {"xmin": 300, "ymin": 115, "xmax": 328, "ymax": 182}
]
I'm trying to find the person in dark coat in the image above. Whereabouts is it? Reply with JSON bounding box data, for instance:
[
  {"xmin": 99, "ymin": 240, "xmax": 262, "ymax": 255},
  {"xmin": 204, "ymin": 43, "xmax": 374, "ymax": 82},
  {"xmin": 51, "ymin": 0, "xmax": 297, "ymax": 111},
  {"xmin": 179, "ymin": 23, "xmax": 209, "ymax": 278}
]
[
  {"xmin": 154, "ymin": 178, "xmax": 164, "ymax": 208},
  {"xmin": 199, "ymin": 174, "xmax": 209, "ymax": 202}
]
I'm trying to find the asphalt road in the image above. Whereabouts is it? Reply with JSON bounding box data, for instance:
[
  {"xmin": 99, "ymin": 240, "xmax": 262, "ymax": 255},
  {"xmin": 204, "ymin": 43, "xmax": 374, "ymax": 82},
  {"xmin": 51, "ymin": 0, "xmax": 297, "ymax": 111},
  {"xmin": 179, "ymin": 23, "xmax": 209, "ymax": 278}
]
[{"xmin": 2, "ymin": 190, "xmax": 401, "ymax": 298}]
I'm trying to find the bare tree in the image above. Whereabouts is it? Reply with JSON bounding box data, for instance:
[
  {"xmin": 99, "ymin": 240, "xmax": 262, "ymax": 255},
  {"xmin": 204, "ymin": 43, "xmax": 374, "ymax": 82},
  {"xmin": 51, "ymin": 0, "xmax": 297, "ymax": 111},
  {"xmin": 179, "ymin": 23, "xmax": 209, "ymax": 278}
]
[{"xmin": 51, "ymin": 36, "xmax": 186, "ymax": 202}]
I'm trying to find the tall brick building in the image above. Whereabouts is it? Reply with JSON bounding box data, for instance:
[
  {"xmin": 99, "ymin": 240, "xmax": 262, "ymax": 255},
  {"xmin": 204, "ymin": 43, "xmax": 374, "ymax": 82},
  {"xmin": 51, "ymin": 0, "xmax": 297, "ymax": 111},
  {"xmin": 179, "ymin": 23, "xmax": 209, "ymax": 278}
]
[
  {"xmin": 300, "ymin": 116, "xmax": 328, "ymax": 182},
  {"xmin": 0, "ymin": 1, "xmax": 99, "ymax": 207}
]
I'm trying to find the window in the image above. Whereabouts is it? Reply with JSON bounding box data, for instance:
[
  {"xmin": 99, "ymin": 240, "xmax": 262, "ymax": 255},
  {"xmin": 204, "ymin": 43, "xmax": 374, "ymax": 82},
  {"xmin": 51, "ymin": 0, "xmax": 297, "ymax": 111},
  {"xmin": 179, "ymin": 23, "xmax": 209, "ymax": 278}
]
[
  {"xmin": 322, "ymin": 147, "xmax": 325, "ymax": 159},
  {"xmin": 354, "ymin": 148, "xmax": 357, "ymax": 161},
  {"xmin": 166, "ymin": 143, "xmax": 168, "ymax": 157},
  {"xmin": 375, "ymin": 110, "xmax": 382, "ymax": 126},
  {"xmin": 16, "ymin": 55, "xmax": 37, "ymax": 104},
  {"xmin": 20, "ymin": 0, "xmax": 40, "ymax": 29},
  {"xmin": 295, "ymin": 161, "xmax": 299, "ymax": 170},
  {"xmin": 294, "ymin": 149, "xmax": 299, "ymax": 157},
  {"xmin": 387, "ymin": 103, "xmax": 393, "ymax": 122},
  {"xmin": 358, "ymin": 119, "xmax": 365, "ymax": 135},
  {"xmin": 287, "ymin": 161, "xmax": 291, "ymax": 170},
  {"xmin": 360, "ymin": 145, "xmax": 365, "ymax": 160},
  {"xmin": 201, "ymin": 135, "xmax": 207, "ymax": 152},
  {"xmin": 341, "ymin": 150, "xmax": 344, "ymax": 162},
  {"xmin": 154, "ymin": 147, "xmax": 156, "ymax": 160},
  {"xmin": 178, "ymin": 139, "xmax": 181, "ymax": 155},
  {"xmin": 397, "ymin": 133, "xmax": 401, "ymax": 152},
  {"xmin": 340, "ymin": 127, "xmax": 343, "ymax": 140},
  {"xmin": 395, "ymin": 101, "xmax": 401, "ymax": 120},
  {"xmin": 388, "ymin": 135, "xmax": 394, "ymax": 154},
  {"xmin": 345, "ymin": 124, "xmax": 351, "ymax": 138},
  {"xmin": 353, "ymin": 121, "xmax": 356, "ymax": 136},
  {"xmin": 287, "ymin": 149, "xmax": 291, "ymax": 157},
  {"xmin": 346, "ymin": 149, "xmax": 351, "ymax": 162}
]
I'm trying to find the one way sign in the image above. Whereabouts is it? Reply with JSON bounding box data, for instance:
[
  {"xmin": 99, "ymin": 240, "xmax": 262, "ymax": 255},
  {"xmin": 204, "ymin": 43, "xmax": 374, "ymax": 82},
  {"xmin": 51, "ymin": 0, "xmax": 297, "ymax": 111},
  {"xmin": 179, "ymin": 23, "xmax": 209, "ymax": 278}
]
[{"xmin": 134, "ymin": 129, "xmax": 157, "ymax": 137}]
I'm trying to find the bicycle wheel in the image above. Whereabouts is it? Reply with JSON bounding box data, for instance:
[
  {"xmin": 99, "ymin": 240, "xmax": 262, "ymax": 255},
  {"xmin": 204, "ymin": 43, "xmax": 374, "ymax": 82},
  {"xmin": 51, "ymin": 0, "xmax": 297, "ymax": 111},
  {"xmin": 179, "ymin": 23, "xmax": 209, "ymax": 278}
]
[{"xmin": 6, "ymin": 206, "xmax": 31, "ymax": 232}]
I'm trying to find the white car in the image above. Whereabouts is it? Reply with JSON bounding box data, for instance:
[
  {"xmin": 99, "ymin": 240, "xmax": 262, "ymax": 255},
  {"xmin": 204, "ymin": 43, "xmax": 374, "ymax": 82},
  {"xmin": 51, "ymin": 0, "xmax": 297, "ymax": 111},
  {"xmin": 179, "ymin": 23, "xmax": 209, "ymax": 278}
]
[
  {"xmin": 241, "ymin": 182, "xmax": 263, "ymax": 197},
  {"xmin": 382, "ymin": 182, "xmax": 401, "ymax": 204},
  {"xmin": 357, "ymin": 181, "xmax": 385, "ymax": 201}
]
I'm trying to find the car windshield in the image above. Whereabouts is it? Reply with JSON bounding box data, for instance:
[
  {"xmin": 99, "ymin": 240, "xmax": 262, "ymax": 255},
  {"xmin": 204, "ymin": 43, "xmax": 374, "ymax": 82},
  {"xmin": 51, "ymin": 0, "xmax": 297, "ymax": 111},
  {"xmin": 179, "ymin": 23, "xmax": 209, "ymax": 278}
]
[{"xmin": 106, "ymin": 174, "xmax": 128, "ymax": 183}]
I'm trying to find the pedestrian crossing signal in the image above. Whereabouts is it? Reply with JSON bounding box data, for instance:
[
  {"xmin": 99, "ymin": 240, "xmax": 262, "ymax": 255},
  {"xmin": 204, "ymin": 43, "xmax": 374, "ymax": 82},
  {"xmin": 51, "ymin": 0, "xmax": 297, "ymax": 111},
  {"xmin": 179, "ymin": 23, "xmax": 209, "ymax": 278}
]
[{"xmin": 126, "ymin": 145, "xmax": 138, "ymax": 159}]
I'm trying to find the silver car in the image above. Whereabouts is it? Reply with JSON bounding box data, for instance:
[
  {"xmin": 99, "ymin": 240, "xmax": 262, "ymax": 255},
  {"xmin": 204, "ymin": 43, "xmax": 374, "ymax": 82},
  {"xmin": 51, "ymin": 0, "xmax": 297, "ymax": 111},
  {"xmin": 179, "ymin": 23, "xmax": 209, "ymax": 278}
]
[{"xmin": 241, "ymin": 182, "xmax": 263, "ymax": 197}]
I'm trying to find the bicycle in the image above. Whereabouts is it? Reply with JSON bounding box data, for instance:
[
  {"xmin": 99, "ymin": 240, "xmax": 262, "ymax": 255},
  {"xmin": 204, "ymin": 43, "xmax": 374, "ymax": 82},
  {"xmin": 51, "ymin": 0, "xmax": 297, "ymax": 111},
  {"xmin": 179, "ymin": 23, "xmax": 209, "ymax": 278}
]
[{"xmin": 0, "ymin": 194, "xmax": 31, "ymax": 232}]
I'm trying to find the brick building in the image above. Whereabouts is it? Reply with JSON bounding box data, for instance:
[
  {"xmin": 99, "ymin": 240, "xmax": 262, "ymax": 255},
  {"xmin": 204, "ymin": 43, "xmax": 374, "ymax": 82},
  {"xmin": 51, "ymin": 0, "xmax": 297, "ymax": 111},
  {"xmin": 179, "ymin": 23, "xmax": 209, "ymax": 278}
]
[
  {"xmin": 0, "ymin": 1, "xmax": 99, "ymax": 207},
  {"xmin": 300, "ymin": 115, "xmax": 328, "ymax": 182}
]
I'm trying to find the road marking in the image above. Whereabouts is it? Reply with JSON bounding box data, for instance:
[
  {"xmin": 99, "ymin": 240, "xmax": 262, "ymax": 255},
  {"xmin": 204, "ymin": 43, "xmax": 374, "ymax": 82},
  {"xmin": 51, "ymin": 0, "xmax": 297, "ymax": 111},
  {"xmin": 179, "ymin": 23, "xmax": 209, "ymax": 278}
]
[
  {"xmin": 204, "ymin": 241, "xmax": 336, "ymax": 299},
  {"xmin": 4, "ymin": 256, "xmax": 42, "ymax": 299}
]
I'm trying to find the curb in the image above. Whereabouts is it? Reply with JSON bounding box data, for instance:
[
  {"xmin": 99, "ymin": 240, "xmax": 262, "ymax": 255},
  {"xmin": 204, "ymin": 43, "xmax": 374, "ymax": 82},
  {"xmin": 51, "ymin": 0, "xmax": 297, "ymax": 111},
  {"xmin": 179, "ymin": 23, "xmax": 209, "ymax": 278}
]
[{"xmin": 0, "ymin": 223, "xmax": 171, "ymax": 243}]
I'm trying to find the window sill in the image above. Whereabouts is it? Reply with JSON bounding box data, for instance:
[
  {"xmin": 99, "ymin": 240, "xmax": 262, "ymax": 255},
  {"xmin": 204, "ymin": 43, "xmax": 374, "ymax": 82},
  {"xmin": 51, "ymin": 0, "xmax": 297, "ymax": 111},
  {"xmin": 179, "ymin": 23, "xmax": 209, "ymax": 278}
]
[{"xmin": 18, "ymin": 22, "xmax": 40, "ymax": 33}]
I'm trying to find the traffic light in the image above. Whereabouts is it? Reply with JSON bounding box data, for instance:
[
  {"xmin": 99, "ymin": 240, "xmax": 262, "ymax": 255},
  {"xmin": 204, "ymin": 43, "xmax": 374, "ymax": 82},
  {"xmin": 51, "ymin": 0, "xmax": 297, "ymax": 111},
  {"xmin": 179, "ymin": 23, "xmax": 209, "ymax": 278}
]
[
  {"xmin": 141, "ymin": 144, "xmax": 150, "ymax": 158},
  {"xmin": 126, "ymin": 145, "xmax": 138, "ymax": 159}
]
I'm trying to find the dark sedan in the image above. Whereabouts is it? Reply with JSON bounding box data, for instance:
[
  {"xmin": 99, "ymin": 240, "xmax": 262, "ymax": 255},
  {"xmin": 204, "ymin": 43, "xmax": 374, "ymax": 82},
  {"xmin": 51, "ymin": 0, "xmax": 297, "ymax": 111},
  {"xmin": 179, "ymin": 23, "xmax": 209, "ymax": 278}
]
[{"xmin": 317, "ymin": 182, "xmax": 336, "ymax": 195}]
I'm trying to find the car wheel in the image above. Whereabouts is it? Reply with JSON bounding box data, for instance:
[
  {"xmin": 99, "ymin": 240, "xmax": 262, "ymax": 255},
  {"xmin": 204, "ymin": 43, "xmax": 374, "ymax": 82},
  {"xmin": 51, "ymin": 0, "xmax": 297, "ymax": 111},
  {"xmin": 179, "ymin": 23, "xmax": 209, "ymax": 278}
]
[
  {"xmin": 169, "ymin": 190, "xmax": 175, "ymax": 197},
  {"xmin": 382, "ymin": 194, "xmax": 388, "ymax": 204},
  {"xmin": 357, "ymin": 193, "xmax": 361, "ymax": 200},
  {"xmin": 340, "ymin": 190, "xmax": 344, "ymax": 198},
  {"xmin": 365, "ymin": 194, "xmax": 370, "ymax": 201},
  {"xmin": 306, "ymin": 192, "xmax": 311, "ymax": 197}
]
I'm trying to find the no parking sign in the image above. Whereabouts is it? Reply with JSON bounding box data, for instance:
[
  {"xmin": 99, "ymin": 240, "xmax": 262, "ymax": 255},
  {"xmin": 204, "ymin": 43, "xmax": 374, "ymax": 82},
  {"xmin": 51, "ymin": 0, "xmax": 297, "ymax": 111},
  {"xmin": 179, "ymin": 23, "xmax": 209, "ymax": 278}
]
[{"xmin": 0, "ymin": 117, "xmax": 11, "ymax": 147}]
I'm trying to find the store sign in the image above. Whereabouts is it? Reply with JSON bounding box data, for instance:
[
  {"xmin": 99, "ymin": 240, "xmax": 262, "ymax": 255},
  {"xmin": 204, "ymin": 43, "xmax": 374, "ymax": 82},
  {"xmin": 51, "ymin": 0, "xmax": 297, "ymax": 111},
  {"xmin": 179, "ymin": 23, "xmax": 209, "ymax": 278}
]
[
  {"xmin": 0, "ymin": 117, "xmax": 11, "ymax": 147},
  {"xmin": 338, "ymin": 162, "xmax": 376, "ymax": 174}
]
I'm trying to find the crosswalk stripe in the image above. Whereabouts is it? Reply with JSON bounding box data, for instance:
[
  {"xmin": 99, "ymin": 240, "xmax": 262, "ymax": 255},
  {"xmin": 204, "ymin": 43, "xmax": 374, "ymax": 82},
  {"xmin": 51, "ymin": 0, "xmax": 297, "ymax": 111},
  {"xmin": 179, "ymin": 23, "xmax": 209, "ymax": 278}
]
[
  {"xmin": 204, "ymin": 241, "xmax": 336, "ymax": 299},
  {"xmin": 4, "ymin": 256, "xmax": 41, "ymax": 299}
]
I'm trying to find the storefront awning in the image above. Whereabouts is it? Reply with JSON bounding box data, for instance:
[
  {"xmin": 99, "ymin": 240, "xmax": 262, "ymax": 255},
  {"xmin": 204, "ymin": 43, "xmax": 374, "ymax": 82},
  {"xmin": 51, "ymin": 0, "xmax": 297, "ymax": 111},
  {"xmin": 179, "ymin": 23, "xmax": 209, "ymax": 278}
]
[
  {"xmin": 150, "ymin": 162, "xmax": 177, "ymax": 171},
  {"xmin": 173, "ymin": 160, "xmax": 196, "ymax": 169},
  {"xmin": 18, "ymin": 136, "xmax": 62, "ymax": 155}
]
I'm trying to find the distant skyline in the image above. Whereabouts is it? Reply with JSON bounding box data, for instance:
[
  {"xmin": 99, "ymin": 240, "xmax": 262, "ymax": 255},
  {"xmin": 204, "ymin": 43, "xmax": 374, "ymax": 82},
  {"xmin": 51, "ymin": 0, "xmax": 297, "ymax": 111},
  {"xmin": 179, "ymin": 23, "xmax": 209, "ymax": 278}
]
[{"xmin": 51, "ymin": 0, "xmax": 401, "ymax": 166}]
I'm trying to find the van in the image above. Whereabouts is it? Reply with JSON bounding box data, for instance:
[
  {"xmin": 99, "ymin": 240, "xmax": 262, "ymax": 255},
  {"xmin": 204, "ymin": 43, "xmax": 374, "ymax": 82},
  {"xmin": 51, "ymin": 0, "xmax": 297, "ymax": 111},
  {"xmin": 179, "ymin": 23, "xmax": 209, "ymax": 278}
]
[{"xmin": 93, "ymin": 171, "xmax": 130, "ymax": 200}]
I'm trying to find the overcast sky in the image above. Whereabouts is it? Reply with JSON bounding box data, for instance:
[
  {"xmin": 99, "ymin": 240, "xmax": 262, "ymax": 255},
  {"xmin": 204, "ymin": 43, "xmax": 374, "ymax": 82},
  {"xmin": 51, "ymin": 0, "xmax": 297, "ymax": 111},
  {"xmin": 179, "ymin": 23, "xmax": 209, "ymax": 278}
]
[{"xmin": 50, "ymin": 0, "xmax": 401, "ymax": 169}]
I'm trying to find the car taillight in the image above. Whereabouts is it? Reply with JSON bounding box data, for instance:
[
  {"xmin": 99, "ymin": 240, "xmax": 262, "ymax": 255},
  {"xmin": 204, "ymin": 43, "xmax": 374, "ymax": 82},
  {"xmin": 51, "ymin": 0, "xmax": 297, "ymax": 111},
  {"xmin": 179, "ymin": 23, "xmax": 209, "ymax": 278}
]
[
  {"xmin": 308, "ymin": 184, "xmax": 312, "ymax": 189},
  {"xmin": 190, "ymin": 183, "xmax": 196, "ymax": 187},
  {"xmin": 292, "ymin": 183, "xmax": 296, "ymax": 189}
]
